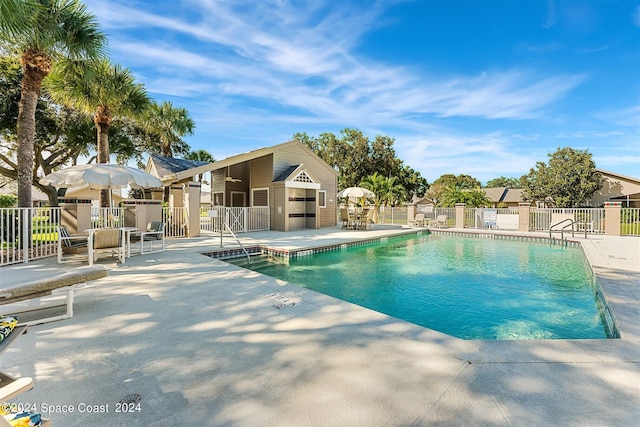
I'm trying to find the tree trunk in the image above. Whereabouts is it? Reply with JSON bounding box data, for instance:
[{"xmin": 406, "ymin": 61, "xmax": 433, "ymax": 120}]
[
  {"xmin": 17, "ymin": 49, "xmax": 50, "ymax": 208},
  {"xmin": 95, "ymin": 108, "xmax": 111, "ymax": 208}
]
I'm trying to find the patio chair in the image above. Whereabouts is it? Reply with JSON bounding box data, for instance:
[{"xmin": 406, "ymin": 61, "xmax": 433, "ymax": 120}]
[
  {"xmin": 340, "ymin": 208, "xmax": 350, "ymax": 229},
  {"xmin": 428, "ymin": 215, "xmax": 447, "ymax": 228},
  {"xmin": 131, "ymin": 221, "xmax": 165, "ymax": 254},
  {"xmin": 57, "ymin": 226, "xmax": 90, "ymax": 264},
  {"xmin": 91, "ymin": 228, "xmax": 125, "ymax": 264},
  {"xmin": 361, "ymin": 208, "xmax": 375, "ymax": 230},
  {"xmin": 409, "ymin": 213, "xmax": 425, "ymax": 227}
]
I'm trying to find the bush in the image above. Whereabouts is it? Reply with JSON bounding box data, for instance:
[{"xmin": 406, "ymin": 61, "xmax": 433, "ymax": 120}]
[{"xmin": 0, "ymin": 195, "xmax": 17, "ymax": 208}]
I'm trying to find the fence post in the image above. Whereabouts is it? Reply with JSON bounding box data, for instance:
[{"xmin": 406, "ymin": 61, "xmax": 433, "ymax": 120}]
[
  {"xmin": 22, "ymin": 208, "xmax": 30, "ymax": 263},
  {"xmin": 604, "ymin": 202, "xmax": 622, "ymax": 236},
  {"xmin": 455, "ymin": 204, "xmax": 465, "ymax": 228},
  {"xmin": 518, "ymin": 203, "xmax": 531, "ymax": 232},
  {"xmin": 407, "ymin": 205, "xmax": 416, "ymax": 225}
]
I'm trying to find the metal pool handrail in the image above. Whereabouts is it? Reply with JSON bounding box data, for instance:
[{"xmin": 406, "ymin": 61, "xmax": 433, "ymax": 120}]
[{"xmin": 221, "ymin": 223, "xmax": 250, "ymax": 264}]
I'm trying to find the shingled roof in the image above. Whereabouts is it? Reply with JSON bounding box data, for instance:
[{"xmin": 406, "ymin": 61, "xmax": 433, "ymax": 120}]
[{"xmin": 149, "ymin": 155, "xmax": 208, "ymax": 178}]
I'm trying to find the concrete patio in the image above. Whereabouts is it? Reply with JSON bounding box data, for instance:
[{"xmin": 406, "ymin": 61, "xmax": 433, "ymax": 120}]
[{"xmin": 0, "ymin": 226, "xmax": 638, "ymax": 426}]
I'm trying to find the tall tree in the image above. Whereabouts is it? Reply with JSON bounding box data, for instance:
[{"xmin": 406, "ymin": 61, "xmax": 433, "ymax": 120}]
[
  {"xmin": 0, "ymin": 0, "xmax": 105, "ymax": 207},
  {"xmin": 521, "ymin": 147, "xmax": 602, "ymax": 207},
  {"xmin": 432, "ymin": 174, "xmax": 481, "ymax": 190},
  {"xmin": 185, "ymin": 149, "xmax": 215, "ymax": 183},
  {"xmin": 360, "ymin": 172, "xmax": 405, "ymax": 223},
  {"xmin": 294, "ymin": 128, "xmax": 427, "ymax": 200},
  {"xmin": 143, "ymin": 101, "xmax": 195, "ymax": 158},
  {"xmin": 485, "ymin": 176, "xmax": 521, "ymax": 188},
  {"xmin": 47, "ymin": 58, "xmax": 149, "ymax": 206}
]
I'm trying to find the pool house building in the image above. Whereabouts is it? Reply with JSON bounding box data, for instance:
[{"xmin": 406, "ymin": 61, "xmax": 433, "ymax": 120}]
[{"xmin": 152, "ymin": 140, "xmax": 339, "ymax": 232}]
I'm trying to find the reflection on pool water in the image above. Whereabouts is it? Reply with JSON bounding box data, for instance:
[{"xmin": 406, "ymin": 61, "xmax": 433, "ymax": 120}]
[{"xmin": 229, "ymin": 234, "xmax": 617, "ymax": 340}]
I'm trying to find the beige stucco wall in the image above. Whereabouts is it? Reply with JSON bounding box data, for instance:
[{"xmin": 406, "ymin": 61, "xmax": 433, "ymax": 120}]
[{"xmin": 589, "ymin": 173, "xmax": 640, "ymax": 207}]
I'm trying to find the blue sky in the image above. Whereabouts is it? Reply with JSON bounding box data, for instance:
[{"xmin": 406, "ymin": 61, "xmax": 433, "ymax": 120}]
[{"xmin": 84, "ymin": 0, "xmax": 640, "ymax": 183}]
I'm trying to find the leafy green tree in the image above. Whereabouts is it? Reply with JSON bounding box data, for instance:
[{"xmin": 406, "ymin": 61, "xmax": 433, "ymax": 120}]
[
  {"xmin": 0, "ymin": 0, "xmax": 105, "ymax": 207},
  {"xmin": 47, "ymin": 59, "xmax": 149, "ymax": 207},
  {"xmin": 485, "ymin": 176, "xmax": 521, "ymax": 188},
  {"xmin": 294, "ymin": 128, "xmax": 426, "ymax": 202},
  {"xmin": 521, "ymin": 147, "xmax": 602, "ymax": 207},
  {"xmin": 433, "ymin": 174, "xmax": 481, "ymax": 190},
  {"xmin": 423, "ymin": 182, "xmax": 446, "ymax": 205}
]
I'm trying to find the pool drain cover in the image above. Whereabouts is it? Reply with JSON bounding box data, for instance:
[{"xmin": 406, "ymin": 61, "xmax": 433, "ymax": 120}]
[{"xmin": 119, "ymin": 393, "xmax": 142, "ymax": 405}]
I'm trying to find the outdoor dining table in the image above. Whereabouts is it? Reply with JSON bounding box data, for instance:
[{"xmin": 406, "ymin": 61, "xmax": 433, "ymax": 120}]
[{"xmin": 348, "ymin": 209, "xmax": 369, "ymax": 230}]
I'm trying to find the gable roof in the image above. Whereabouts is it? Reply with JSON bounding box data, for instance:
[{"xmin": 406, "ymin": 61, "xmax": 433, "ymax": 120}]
[
  {"xmin": 162, "ymin": 140, "xmax": 338, "ymax": 184},
  {"xmin": 148, "ymin": 155, "xmax": 208, "ymax": 177}
]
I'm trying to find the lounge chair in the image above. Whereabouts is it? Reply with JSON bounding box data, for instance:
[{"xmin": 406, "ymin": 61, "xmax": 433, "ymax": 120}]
[
  {"xmin": 0, "ymin": 265, "xmax": 108, "ymax": 326},
  {"xmin": 409, "ymin": 213, "xmax": 425, "ymax": 227},
  {"xmin": 131, "ymin": 221, "xmax": 165, "ymax": 254},
  {"xmin": 428, "ymin": 215, "xmax": 447, "ymax": 228}
]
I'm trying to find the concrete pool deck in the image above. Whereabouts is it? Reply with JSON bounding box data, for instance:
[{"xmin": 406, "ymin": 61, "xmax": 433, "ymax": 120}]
[{"xmin": 0, "ymin": 226, "xmax": 638, "ymax": 426}]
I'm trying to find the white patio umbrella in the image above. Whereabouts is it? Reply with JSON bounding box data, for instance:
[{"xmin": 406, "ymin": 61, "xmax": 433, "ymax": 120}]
[
  {"xmin": 41, "ymin": 163, "xmax": 162, "ymax": 190},
  {"xmin": 337, "ymin": 186, "xmax": 375, "ymax": 200}
]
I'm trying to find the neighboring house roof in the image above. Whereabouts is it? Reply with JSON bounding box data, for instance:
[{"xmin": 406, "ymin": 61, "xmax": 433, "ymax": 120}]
[
  {"xmin": 162, "ymin": 140, "xmax": 339, "ymax": 184},
  {"xmin": 501, "ymin": 188, "xmax": 523, "ymax": 204},
  {"xmin": 0, "ymin": 181, "xmax": 49, "ymax": 202},
  {"xmin": 147, "ymin": 155, "xmax": 208, "ymax": 177},
  {"xmin": 482, "ymin": 187, "xmax": 508, "ymax": 203},
  {"xmin": 482, "ymin": 187, "xmax": 524, "ymax": 204}
]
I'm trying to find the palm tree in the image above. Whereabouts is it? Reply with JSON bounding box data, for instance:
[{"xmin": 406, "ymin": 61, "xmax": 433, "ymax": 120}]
[
  {"xmin": 441, "ymin": 185, "xmax": 491, "ymax": 208},
  {"xmin": 144, "ymin": 101, "xmax": 195, "ymax": 158},
  {"xmin": 185, "ymin": 149, "xmax": 215, "ymax": 183},
  {"xmin": 47, "ymin": 59, "xmax": 149, "ymax": 206},
  {"xmin": 360, "ymin": 172, "xmax": 405, "ymax": 224},
  {"xmin": 0, "ymin": 0, "xmax": 105, "ymax": 207}
]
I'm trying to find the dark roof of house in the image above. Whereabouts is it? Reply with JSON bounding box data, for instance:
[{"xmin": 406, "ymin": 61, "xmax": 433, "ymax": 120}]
[
  {"xmin": 150, "ymin": 155, "xmax": 208, "ymax": 177},
  {"xmin": 273, "ymin": 165, "xmax": 300, "ymax": 182}
]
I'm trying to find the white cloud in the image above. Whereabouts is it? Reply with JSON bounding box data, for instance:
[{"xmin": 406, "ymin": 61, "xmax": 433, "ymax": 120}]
[
  {"xmin": 88, "ymin": 0, "xmax": 585, "ymax": 125},
  {"xmin": 594, "ymin": 105, "xmax": 640, "ymax": 127}
]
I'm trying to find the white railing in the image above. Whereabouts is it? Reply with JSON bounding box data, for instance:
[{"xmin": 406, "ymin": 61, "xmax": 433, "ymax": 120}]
[
  {"xmin": 163, "ymin": 207, "xmax": 187, "ymax": 238},
  {"xmin": 377, "ymin": 206, "xmax": 408, "ymax": 225},
  {"xmin": 1, "ymin": 207, "xmax": 60, "ymax": 267},
  {"xmin": 199, "ymin": 207, "xmax": 270, "ymax": 234},
  {"xmin": 530, "ymin": 208, "xmax": 605, "ymax": 234},
  {"xmin": 621, "ymin": 208, "xmax": 640, "ymax": 236},
  {"xmin": 464, "ymin": 208, "xmax": 520, "ymax": 230},
  {"xmin": 91, "ymin": 207, "xmax": 124, "ymax": 229}
]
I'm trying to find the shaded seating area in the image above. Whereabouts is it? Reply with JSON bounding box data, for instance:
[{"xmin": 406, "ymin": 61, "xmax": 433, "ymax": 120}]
[
  {"xmin": 130, "ymin": 221, "xmax": 165, "ymax": 254},
  {"xmin": 340, "ymin": 207, "xmax": 373, "ymax": 230}
]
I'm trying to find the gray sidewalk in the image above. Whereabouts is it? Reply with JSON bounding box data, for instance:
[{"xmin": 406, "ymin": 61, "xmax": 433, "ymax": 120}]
[{"xmin": 1, "ymin": 226, "xmax": 638, "ymax": 426}]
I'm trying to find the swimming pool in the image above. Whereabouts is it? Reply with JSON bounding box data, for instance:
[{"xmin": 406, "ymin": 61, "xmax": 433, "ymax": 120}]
[{"xmin": 228, "ymin": 233, "xmax": 616, "ymax": 340}]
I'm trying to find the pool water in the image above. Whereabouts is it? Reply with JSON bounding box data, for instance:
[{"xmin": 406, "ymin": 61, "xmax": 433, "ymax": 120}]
[{"xmin": 233, "ymin": 234, "xmax": 614, "ymax": 340}]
